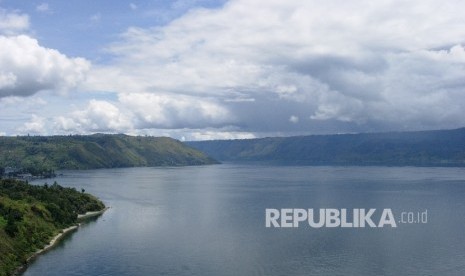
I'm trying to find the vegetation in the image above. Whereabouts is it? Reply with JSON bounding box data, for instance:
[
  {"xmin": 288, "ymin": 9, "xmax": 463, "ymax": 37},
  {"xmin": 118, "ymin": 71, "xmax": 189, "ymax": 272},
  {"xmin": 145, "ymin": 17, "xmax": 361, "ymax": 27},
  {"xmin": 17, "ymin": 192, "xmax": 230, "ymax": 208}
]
[
  {"xmin": 0, "ymin": 179, "xmax": 105, "ymax": 276},
  {"xmin": 188, "ymin": 127, "xmax": 465, "ymax": 166},
  {"xmin": 0, "ymin": 134, "xmax": 218, "ymax": 173}
]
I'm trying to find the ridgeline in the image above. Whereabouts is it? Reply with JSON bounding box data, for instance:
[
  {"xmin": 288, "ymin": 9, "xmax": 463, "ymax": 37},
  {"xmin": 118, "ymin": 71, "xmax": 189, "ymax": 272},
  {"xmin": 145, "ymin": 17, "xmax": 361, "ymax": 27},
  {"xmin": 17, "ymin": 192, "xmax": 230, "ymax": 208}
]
[
  {"xmin": 0, "ymin": 179, "xmax": 105, "ymax": 276},
  {"xmin": 188, "ymin": 127, "xmax": 465, "ymax": 166},
  {"xmin": 0, "ymin": 134, "xmax": 218, "ymax": 175}
]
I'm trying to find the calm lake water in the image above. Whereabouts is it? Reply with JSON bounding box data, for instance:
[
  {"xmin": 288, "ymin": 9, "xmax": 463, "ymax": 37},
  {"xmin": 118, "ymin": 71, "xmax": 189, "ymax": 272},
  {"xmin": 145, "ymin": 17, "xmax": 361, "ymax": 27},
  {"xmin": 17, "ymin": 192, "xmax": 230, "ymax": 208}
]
[{"xmin": 25, "ymin": 164, "xmax": 465, "ymax": 276}]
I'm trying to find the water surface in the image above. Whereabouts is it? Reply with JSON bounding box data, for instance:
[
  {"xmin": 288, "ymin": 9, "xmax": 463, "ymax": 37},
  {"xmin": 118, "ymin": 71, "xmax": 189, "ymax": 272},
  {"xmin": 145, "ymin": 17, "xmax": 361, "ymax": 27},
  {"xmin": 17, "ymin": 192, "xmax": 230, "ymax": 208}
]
[{"xmin": 25, "ymin": 165, "xmax": 465, "ymax": 276}]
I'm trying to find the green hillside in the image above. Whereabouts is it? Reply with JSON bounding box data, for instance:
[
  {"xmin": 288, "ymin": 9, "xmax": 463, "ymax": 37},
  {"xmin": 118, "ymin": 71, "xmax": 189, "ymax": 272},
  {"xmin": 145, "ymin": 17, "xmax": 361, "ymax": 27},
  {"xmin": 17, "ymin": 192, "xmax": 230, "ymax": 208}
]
[
  {"xmin": 188, "ymin": 128, "xmax": 465, "ymax": 166},
  {"xmin": 0, "ymin": 179, "xmax": 105, "ymax": 276},
  {"xmin": 0, "ymin": 134, "xmax": 218, "ymax": 174}
]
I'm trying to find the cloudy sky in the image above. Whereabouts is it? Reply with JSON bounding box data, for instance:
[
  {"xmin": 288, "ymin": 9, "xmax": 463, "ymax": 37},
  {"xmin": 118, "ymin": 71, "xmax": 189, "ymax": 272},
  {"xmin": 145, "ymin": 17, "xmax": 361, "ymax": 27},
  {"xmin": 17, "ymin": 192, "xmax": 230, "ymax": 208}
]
[{"xmin": 1, "ymin": 0, "xmax": 465, "ymax": 140}]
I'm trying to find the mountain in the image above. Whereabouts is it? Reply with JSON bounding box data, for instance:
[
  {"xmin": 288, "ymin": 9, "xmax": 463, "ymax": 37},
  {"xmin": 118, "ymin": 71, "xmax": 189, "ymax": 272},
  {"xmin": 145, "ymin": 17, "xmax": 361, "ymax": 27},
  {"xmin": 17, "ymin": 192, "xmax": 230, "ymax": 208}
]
[
  {"xmin": 187, "ymin": 128, "xmax": 465, "ymax": 166},
  {"xmin": 0, "ymin": 134, "xmax": 218, "ymax": 173}
]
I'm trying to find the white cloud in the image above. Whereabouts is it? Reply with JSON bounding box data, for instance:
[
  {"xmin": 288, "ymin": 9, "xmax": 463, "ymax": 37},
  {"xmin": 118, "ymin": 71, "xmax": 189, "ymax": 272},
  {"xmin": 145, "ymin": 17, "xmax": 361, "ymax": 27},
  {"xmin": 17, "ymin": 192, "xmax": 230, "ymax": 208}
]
[
  {"xmin": 17, "ymin": 114, "xmax": 46, "ymax": 134},
  {"xmin": 119, "ymin": 92, "xmax": 234, "ymax": 129},
  {"xmin": 84, "ymin": 0, "xmax": 465, "ymax": 136},
  {"xmin": 190, "ymin": 130, "xmax": 256, "ymax": 140},
  {"xmin": 0, "ymin": 96, "xmax": 49, "ymax": 134},
  {"xmin": 0, "ymin": 72, "xmax": 16, "ymax": 89},
  {"xmin": 289, "ymin": 115, "xmax": 299, "ymax": 124},
  {"xmin": 0, "ymin": 9, "xmax": 29, "ymax": 34},
  {"xmin": 0, "ymin": 95, "xmax": 47, "ymax": 107},
  {"xmin": 0, "ymin": 35, "xmax": 91, "ymax": 98},
  {"xmin": 55, "ymin": 100, "xmax": 133, "ymax": 133},
  {"xmin": 4, "ymin": 0, "xmax": 465, "ymax": 137},
  {"xmin": 47, "ymin": 92, "xmax": 235, "ymax": 136},
  {"xmin": 36, "ymin": 3, "xmax": 50, "ymax": 13}
]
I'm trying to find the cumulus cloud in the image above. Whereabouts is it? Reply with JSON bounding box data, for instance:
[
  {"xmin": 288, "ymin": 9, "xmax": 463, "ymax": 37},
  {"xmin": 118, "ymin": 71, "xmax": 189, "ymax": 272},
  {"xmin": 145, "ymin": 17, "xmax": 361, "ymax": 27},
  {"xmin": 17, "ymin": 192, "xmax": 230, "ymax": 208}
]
[
  {"xmin": 83, "ymin": 0, "xmax": 465, "ymax": 136},
  {"xmin": 17, "ymin": 114, "xmax": 46, "ymax": 134},
  {"xmin": 0, "ymin": 9, "xmax": 29, "ymax": 34},
  {"xmin": 4, "ymin": 0, "xmax": 463, "ymax": 137},
  {"xmin": 0, "ymin": 35, "xmax": 91, "ymax": 98},
  {"xmin": 46, "ymin": 92, "xmax": 239, "ymax": 138},
  {"xmin": 0, "ymin": 96, "xmax": 49, "ymax": 133},
  {"xmin": 119, "ymin": 93, "xmax": 234, "ymax": 129},
  {"xmin": 55, "ymin": 100, "xmax": 133, "ymax": 133}
]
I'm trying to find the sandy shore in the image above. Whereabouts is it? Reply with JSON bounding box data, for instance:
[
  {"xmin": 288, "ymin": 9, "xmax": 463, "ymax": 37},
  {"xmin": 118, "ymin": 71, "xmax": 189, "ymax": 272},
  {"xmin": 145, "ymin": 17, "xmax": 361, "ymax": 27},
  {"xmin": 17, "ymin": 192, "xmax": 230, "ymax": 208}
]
[
  {"xmin": 13, "ymin": 226, "xmax": 78, "ymax": 275},
  {"xmin": 13, "ymin": 207, "xmax": 109, "ymax": 275},
  {"xmin": 31, "ymin": 225, "xmax": 78, "ymax": 257},
  {"xmin": 77, "ymin": 207, "xmax": 110, "ymax": 221}
]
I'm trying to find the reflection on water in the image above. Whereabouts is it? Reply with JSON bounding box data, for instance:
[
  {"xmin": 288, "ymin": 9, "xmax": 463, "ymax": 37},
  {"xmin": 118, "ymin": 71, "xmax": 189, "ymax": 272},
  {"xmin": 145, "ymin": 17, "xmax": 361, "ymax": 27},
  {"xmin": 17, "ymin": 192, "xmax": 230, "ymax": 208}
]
[{"xmin": 25, "ymin": 165, "xmax": 465, "ymax": 276}]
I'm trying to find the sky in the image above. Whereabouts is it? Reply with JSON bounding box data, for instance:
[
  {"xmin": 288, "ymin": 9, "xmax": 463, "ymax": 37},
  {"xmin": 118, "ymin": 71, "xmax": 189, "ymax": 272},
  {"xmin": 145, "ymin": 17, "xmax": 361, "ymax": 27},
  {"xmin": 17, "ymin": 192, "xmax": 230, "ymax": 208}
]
[{"xmin": 1, "ymin": 0, "xmax": 465, "ymax": 140}]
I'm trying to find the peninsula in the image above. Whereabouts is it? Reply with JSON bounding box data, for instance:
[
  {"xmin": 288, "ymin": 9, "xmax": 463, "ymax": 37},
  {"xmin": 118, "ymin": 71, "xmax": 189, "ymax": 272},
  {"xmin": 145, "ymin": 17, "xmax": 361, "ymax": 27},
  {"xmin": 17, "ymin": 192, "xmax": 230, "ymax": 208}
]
[{"xmin": 0, "ymin": 179, "xmax": 106, "ymax": 276}]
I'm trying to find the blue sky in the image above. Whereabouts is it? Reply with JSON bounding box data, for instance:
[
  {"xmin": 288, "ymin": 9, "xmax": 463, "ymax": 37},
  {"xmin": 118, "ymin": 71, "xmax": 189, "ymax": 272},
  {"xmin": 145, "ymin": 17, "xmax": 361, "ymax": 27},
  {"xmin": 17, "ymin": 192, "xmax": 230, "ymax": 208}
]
[
  {"xmin": 1, "ymin": 0, "xmax": 465, "ymax": 140},
  {"xmin": 0, "ymin": 0, "xmax": 226, "ymax": 60}
]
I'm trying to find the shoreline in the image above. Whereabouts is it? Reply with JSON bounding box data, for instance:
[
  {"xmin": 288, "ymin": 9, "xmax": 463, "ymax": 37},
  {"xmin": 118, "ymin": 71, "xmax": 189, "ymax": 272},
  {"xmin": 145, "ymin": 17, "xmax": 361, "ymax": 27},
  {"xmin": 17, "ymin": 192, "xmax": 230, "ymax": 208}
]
[
  {"xmin": 13, "ymin": 207, "xmax": 109, "ymax": 275},
  {"xmin": 77, "ymin": 207, "xmax": 110, "ymax": 221}
]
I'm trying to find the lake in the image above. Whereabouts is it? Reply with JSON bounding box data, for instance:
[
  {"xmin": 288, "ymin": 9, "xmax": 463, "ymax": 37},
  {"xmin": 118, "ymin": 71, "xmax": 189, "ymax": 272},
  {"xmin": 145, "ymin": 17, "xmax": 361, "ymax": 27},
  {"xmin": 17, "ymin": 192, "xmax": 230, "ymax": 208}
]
[{"xmin": 25, "ymin": 164, "xmax": 465, "ymax": 276}]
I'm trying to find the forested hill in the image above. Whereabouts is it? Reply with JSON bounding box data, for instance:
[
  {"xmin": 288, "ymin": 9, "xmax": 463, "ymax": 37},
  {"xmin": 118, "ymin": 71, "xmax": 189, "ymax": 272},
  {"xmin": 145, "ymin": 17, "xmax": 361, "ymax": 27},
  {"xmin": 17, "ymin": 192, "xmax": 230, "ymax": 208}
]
[
  {"xmin": 0, "ymin": 179, "xmax": 105, "ymax": 275},
  {"xmin": 187, "ymin": 128, "xmax": 465, "ymax": 166},
  {"xmin": 0, "ymin": 134, "xmax": 218, "ymax": 173}
]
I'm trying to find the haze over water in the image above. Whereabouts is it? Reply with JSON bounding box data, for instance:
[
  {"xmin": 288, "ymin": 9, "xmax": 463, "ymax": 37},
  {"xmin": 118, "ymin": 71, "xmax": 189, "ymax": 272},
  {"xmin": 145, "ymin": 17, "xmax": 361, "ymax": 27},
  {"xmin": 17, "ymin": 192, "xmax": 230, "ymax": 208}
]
[{"xmin": 25, "ymin": 165, "xmax": 465, "ymax": 276}]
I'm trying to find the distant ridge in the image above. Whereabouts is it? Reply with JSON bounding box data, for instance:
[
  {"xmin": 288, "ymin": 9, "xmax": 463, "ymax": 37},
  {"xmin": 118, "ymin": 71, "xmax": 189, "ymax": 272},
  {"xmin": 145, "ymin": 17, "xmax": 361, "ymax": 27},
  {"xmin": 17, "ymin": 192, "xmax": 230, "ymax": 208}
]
[
  {"xmin": 0, "ymin": 134, "xmax": 218, "ymax": 171},
  {"xmin": 187, "ymin": 128, "xmax": 465, "ymax": 166}
]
